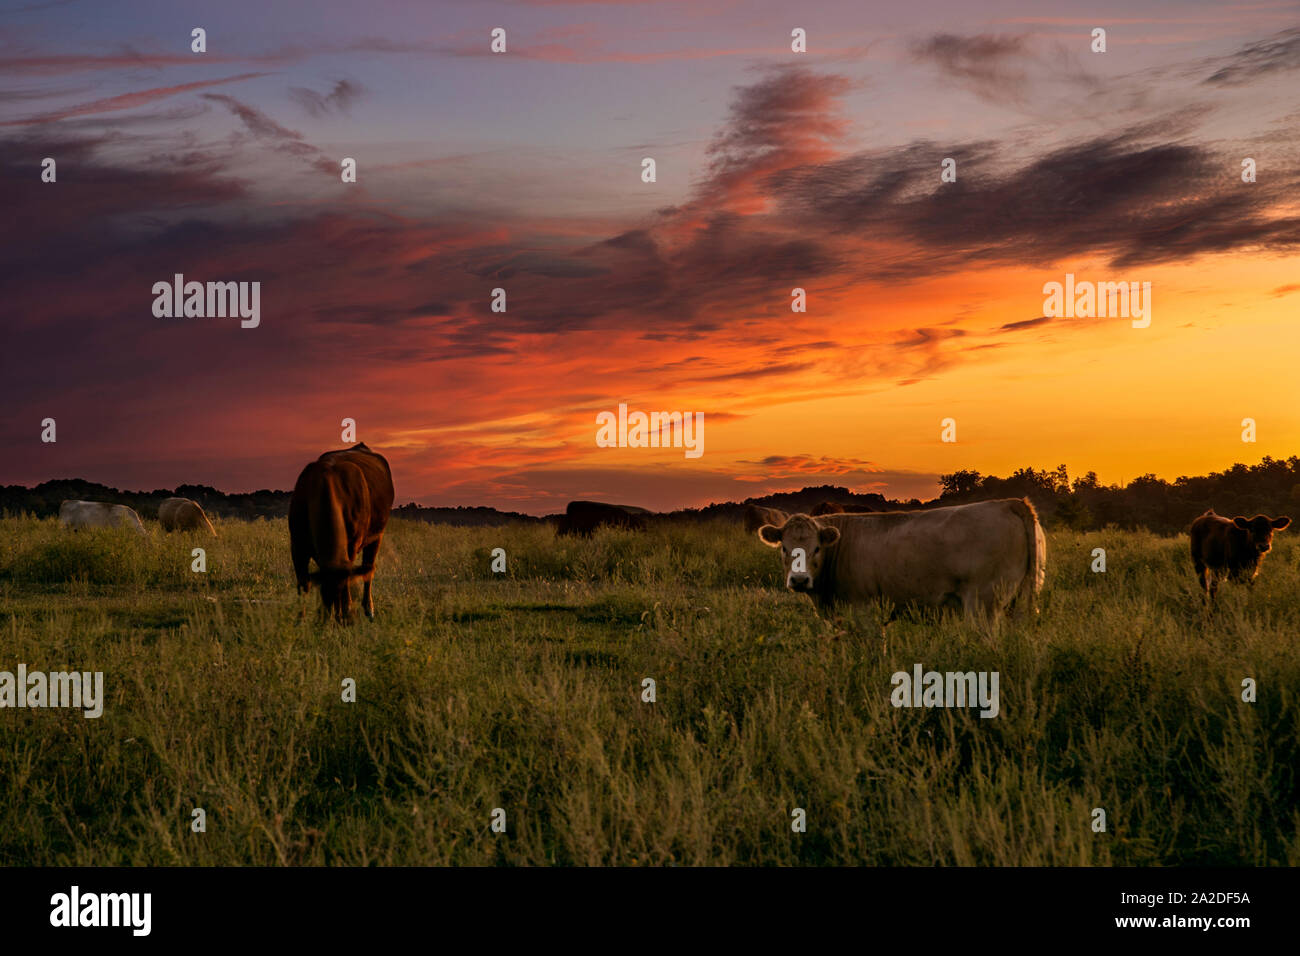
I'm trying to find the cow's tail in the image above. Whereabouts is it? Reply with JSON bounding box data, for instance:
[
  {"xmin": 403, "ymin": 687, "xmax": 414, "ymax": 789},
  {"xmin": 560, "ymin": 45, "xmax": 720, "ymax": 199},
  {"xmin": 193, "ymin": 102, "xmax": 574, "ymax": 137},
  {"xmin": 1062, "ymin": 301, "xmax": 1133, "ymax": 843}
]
[
  {"xmin": 311, "ymin": 475, "xmax": 350, "ymax": 577},
  {"xmin": 1010, "ymin": 498, "xmax": 1045, "ymax": 617}
]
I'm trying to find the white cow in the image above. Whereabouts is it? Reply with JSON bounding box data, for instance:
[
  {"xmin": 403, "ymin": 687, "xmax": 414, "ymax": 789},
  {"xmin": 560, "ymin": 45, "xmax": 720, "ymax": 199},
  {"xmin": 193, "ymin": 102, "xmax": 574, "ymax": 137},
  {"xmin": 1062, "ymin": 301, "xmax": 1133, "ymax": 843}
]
[
  {"xmin": 59, "ymin": 500, "xmax": 147, "ymax": 535},
  {"xmin": 756, "ymin": 498, "xmax": 1046, "ymax": 619}
]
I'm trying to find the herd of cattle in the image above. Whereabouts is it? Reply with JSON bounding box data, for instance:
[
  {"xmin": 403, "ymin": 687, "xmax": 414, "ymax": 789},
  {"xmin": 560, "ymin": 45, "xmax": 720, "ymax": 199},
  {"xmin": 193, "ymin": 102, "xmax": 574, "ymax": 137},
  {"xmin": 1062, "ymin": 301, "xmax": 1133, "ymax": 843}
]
[
  {"xmin": 52, "ymin": 443, "xmax": 1292, "ymax": 621},
  {"xmin": 59, "ymin": 497, "xmax": 216, "ymax": 535}
]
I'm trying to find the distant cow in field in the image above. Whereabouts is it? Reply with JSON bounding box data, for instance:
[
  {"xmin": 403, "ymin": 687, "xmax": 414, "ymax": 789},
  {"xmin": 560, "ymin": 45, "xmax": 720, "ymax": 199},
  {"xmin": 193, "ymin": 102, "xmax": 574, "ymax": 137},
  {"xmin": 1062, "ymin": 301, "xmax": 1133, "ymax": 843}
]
[
  {"xmin": 59, "ymin": 500, "xmax": 147, "ymax": 535},
  {"xmin": 158, "ymin": 497, "xmax": 217, "ymax": 535},
  {"xmin": 810, "ymin": 501, "xmax": 846, "ymax": 516},
  {"xmin": 1189, "ymin": 509, "xmax": 1290, "ymax": 602},
  {"xmin": 756, "ymin": 498, "xmax": 1045, "ymax": 619},
  {"xmin": 556, "ymin": 500, "xmax": 650, "ymax": 536},
  {"xmin": 289, "ymin": 443, "xmax": 395, "ymax": 622},
  {"xmin": 743, "ymin": 504, "xmax": 789, "ymax": 534}
]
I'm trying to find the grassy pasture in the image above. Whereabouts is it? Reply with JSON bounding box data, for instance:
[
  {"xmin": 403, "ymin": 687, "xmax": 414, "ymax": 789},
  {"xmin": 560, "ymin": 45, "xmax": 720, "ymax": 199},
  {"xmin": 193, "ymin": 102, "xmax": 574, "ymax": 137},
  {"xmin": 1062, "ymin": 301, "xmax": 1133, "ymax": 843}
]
[{"xmin": 0, "ymin": 513, "xmax": 1297, "ymax": 866}]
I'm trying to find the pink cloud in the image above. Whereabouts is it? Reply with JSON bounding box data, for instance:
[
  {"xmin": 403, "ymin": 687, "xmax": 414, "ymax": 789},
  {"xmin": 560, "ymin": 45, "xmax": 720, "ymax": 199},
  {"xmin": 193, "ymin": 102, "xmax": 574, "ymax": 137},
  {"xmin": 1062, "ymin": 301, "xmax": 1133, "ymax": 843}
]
[{"xmin": 0, "ymin": 72, "xmax": 269, "ymax": 126}]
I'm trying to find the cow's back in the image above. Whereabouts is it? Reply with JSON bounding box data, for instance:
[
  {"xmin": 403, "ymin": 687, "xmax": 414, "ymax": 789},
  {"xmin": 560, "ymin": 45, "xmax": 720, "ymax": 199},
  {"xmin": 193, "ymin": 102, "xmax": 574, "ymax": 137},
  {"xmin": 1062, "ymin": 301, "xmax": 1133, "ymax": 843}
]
[
  {"xmin": 60, "ymin": 500, "xmax": 125, "ymax": 530},
  {"xmin": 59, "ymin": 500, "xmax": 92, "ymax": 527},
  {"xmin": 1190, "ymin": 510, "xmax": 1231, "ymax": 565},
  {"xmin": 817, "ymin": 500, "xmax": 1034, "ymax": 609},
  {"xmin": 290, "ymin": 445, "xmax": 393, "ymax": 568},
  {"xmin": 60, "ymin": 500, "xmax": 97, "ymax": 528},
  {"xmin": 322, "ymin": 446, "xmax": 395, "ymax": 523},
  {"xmin": 561, "ymin": 501, "xmax": 603, "ymax": 536},
  {"xmin": 160, "ymin": 497, "xmax": 216, "ymax": 534},
  {"xmin": 109, "ymin": 504, "xmax": 147, "ymax": 535},
  {"xmin": 560, "ymin": 500, "xmax": 646, "ymax": 535}
]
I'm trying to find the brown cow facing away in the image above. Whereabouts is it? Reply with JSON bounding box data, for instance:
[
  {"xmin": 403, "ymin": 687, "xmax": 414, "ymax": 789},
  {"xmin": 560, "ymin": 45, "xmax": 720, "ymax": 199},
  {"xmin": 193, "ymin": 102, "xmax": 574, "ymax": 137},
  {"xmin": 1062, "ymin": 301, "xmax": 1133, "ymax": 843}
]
[
  {"xmin": 158, "ymin": 497, "xmax": 217, "ymax": 535},
  {"xmin": 743, "ymin": 504, "xmax": 789, "ymax": 534},
  {"xmin": 1189, "ymin": 509, "xmax": 1290, "ymax": 602},
  {"xmin": 556, "ymin": 500, "xmax": 649, "ymax": 536},
  {"xmin": 810, "ymin": 501, "xmax": 846, "ymax": 516},
  {"xmin": 757, "ymin": 499, "xmax": 1045, "ymax": 620},
  {"xmin": 289, "ymin": 443, "xmax": 395, "ymax": 622}
]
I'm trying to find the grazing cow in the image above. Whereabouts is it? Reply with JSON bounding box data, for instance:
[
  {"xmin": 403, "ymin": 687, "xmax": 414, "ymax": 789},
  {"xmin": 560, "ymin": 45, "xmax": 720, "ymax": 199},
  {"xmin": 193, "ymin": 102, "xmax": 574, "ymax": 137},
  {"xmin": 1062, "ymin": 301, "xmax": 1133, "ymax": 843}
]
[
  {"xmin": 1189, "ymin": 509, "xmax": 1290, "ymax": 601},
  {"xmin": 59, "ymin": 500, "xmax": 147, "ymax": 535},
  {"xmin": 158, "ymin": 497, "xmax": 217, "ymax": 535},
  {"xmin": 757, "ymin": 498, "xmax": 1045, "ymax": 619},
  {"xmin": 289, "ymin": 443, "xmax": 395, "ymax": 622},
  {"xmin": 810, "ymin": 501, "xmax": 846, "ymax": 516},
  {"xmin": 556, "ymin": 500, "xmax": 650, "ymax": 536},
  {"xmin": 743, "ymin": 504, "xmax": 789, "ymax": 534}
]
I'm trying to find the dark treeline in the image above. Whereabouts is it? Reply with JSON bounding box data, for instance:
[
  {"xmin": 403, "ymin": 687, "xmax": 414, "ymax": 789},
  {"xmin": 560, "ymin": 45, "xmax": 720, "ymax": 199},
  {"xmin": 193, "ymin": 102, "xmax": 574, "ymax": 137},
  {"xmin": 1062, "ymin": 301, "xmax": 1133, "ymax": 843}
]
[
  {"xmin": 391, "ymin": 503, "xmax": 540, "ymax": 527},
  {"xmin": 661, "ymin": 484, "xmax": 892, "ymax": 526},
  {"xmin": 933, "ymin": 457, "xmax": 1300, "ymax": 534},
  {"xmin": 1, "ymin": 479, "xmax": 891, "ymax": 528},
  {"xmin": 4, "ymin": 459, "xmax": 1298, "ymax": 534},
  {"xmin": 0, "ymin": 480, "xmax": 540, "ymax": 527}
]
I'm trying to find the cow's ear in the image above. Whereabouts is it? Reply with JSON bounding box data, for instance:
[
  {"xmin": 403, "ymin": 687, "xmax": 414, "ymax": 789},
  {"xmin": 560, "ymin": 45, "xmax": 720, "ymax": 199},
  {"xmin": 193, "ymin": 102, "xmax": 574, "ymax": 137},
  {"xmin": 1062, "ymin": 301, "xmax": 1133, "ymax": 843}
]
[
  {"xmin": 758, "ymin": 524, "xmax": 784, "ymax": 547},
  {"xmin": 1272, "ymin": 516, "xmax": 1291, "ymax": 530},
  {"xmin": 1233, "ymin": 516, "xmax": 1250, "ymax": 529},
  {"xmin": 818, "ymin": 526, "xmax": 841, "ymax": 547}
]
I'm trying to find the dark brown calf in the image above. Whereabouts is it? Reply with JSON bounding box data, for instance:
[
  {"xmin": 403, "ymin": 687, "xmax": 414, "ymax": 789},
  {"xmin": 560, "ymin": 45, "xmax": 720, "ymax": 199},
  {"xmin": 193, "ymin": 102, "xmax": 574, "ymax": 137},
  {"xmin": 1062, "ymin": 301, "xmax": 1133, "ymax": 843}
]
[
  {"xmin": 810, "ymin": 501, "xmax": 846, "ymax": 516},
  {"xmin": 556, "ymin": 500, "xmax": 649, "ymax": 536},
  {"xmin": 289, "ymin": 443, "xmax": 395, "ymax": 622},
  {"xmin": 1189, "ymin": 509, "xmax": 1290, "ymax": 601}
]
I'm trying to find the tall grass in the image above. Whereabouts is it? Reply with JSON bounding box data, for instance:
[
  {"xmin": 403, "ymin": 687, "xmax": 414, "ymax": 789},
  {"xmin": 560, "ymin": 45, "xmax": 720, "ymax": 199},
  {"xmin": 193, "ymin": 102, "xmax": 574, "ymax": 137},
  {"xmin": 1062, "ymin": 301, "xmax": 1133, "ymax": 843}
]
[{"xmin": 0, "ymin": 515, "xmax": 1296, "ymax": 865}]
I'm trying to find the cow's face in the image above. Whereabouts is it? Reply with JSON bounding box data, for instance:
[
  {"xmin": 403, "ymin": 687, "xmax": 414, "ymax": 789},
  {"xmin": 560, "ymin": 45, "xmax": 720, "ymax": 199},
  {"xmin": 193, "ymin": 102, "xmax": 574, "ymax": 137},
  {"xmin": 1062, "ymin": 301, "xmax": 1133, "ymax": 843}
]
[
  {"xmin": 758, "ymin": 515, "xmax": 841, "ymax": 592},
  {"xmin": 1232, "ymin": 514, "xmax": 1291, "ymax": 556}
]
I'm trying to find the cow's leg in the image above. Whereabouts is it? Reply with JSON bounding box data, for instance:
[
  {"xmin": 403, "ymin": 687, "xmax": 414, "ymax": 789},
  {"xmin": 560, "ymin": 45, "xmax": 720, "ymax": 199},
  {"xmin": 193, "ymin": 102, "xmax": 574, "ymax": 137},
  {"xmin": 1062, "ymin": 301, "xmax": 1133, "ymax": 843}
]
[
  {"xmin": 958, "ymin": 583, "xmax": 986, "ymax": 622},
  {"xmin": 359, "ymin": 540, "xmax": 381, "ymax": 619},
  {"xmin": 982, "ymin": 583, "xmax": 1010, "ymax": 623},
  {"xmin": 292, "ymin": 539, "xmax": 313, "ymax": 595},
  {"xmin": 291, "ymin": 540, "xmax": 314, "ymax": 621},
  {"xmin": 1005, "ymin": 580, "xmax": 1030, "ymax": 619},
  {"xmin": 1193, "ymin": 554, "xmax": 1221, "ymax": 611},
  {"xmin": 336, "ymin": 575, "xmax": 353, "ymax": 623}
]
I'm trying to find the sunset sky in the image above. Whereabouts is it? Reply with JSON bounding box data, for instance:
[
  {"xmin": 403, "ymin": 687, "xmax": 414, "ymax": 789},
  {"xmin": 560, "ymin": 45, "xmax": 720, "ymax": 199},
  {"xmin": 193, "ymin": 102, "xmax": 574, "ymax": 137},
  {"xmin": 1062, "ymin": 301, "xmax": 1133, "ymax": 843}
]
[{"xmin": 4, "ymin": 0, "xmax": 1300, "ymax": 513}]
